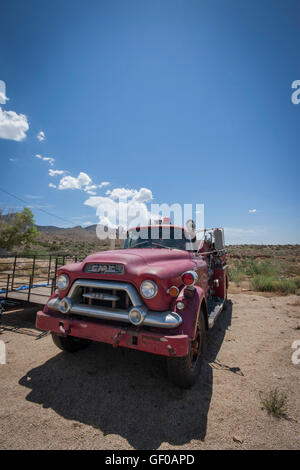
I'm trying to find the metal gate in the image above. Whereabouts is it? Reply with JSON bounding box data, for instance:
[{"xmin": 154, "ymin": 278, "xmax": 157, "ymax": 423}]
[{"xmin": 0, "ymin": 254, "xmax": 84, "ymax": 304}]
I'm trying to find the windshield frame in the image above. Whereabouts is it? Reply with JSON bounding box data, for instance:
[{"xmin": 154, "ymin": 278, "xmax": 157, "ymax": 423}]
[{"xmin": 122, "ymin": 226, "xmax": 195, "ymax": 251}]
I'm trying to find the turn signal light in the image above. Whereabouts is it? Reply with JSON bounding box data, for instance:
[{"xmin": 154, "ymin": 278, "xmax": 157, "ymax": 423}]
[{"xmin": 168, "ymin": 286, "xmax": 179, "ymax": 297}]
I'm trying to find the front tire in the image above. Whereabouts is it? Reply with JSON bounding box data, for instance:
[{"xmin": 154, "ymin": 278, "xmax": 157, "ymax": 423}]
[
  {"xmin": 51, "ymin": 333, "xmax": 91, "ymax": 352},
  {"xmin": 167, "ymin": 309, "xmax": 206, "ymax": 388}
]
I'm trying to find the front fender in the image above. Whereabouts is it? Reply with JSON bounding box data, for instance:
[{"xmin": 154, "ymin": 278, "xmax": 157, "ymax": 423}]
[{"xmin": 172, "ymin": 285, "xmax": 207, "ymax": 339}]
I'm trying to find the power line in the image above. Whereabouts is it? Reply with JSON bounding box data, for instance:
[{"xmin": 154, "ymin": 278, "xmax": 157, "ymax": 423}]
[{"xmin": 0, "ymin": 187, "xmax": 73, "ymax": 225}]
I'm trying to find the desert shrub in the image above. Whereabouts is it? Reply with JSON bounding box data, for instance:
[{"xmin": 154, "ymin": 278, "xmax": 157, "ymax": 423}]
[
  {"xmin": 229, "ymin": 266, "xmax": 246, "ymax": 283},
  {"xmin": 251, "ymin": 275, "xmax": 276, "ymax": 292},
  {"xmin": 260, "ymin": 388, "xmax": 288, "ymax": 418},
  {"xmin": 251, "ymin": 275, "xmax": 300, "ymax": 294}
]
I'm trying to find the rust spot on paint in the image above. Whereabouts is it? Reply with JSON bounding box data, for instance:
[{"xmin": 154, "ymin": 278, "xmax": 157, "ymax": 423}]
[
  {"xmin": 142, "ymin": 335, "xmax": 162, "ymax": 344},
  {"xmin": 167, "ymin": 345, "xmax": 176, "ymax": 356}
]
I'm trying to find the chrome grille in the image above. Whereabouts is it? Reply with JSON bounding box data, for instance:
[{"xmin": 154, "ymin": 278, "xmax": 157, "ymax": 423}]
[{"xmin": 80, "ymin": 286, "xmax": 132, "ymax": 310}]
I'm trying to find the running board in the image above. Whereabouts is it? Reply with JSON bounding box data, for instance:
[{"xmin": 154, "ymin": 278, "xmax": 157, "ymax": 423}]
[{"xmin": 207, "ymin": 297, "xmax": 225, "ymax": 328}]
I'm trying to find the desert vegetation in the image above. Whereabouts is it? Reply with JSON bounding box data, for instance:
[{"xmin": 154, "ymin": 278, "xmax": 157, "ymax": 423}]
[
  {"xmin": 260, "ymin": 388, "xmax": 289, "ymax": 418},
  {"xmin": 227, "ymin": 245, "xmax": 300, "ymax": 294}
]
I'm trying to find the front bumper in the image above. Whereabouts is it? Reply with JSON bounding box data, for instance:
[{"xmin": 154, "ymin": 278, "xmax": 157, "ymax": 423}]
[
  {"xmin": 48, "ymin": 279, "xmax": 182, "ymax": 329},
  {"xmin": 36, "ymin": 311, "xmax": 189, "ymax": 358}
]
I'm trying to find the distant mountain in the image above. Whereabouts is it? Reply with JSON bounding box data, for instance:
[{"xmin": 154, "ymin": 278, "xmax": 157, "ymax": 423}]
[
  {"xmin": 84, "ymin": 224, "xmax": 98, "ymax": 234},
  {"xmin": 35, "ymin": 224, "xmax": 99, "ymax": 240}
]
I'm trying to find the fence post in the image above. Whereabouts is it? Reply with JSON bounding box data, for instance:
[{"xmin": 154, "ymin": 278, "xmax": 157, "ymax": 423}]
[
  {"xmin": 27, "ymin": 275, "xmax": 33, "ymax": 302},
  {"xmin": 47, "ymin": 255, "xmax": 52, "ymax": 284},
  {"xmin": 5, "ymin": 274, "xmax": 10, "ymax": 300},
  {"xmin": 11, "ymin": 255, "xmax": 17, "ymax": 291},
  {"xmin": 51, "ymin": 277, "xmax": 56, "ymax": 295},
  {"xmin": 53, "ymin": 257, "xmax": 58, "ymax": 291},
  {"xmin": 32, "ymin": 255, "xmax": 36, "ymax": 285}
]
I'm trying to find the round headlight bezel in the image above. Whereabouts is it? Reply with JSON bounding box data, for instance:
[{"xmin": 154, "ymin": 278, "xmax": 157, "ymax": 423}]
[
  {"xmin": 57, "ymin": 274, "xmax": 70, "ymax": 291},
  {"xmin": 140, "ymin": 280, "xmax": 158, "ymax": 299}
]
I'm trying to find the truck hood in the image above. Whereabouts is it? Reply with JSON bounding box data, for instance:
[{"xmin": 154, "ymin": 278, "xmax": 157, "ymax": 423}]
[
  {"xmin": 54, "ymin": 248, "xmax": 195, "ymax": 281},
  {"xmin": 82, "ymin": 248, "xmax": 194, "ymax": 278}
]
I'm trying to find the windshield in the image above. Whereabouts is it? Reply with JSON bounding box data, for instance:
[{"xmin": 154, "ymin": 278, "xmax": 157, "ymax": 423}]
[{"xmin": 122, "ymin": 227, "xmax": 193, "ymax": 251}]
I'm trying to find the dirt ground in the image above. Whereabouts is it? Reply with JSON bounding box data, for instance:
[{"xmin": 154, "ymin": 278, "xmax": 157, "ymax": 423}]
[{"xmin": 0, "ymin": 293, "xmax": 299, "ymax": 450}]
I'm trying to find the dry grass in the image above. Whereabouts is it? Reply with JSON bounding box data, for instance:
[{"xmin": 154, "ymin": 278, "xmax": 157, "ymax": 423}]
[
  {"xmin": 228, "ymin": 246, "xmax": 300, "ymax": 294},
  {"xmin": 260, "ymin": 389, "xmax": 289, "ymax": 418}
]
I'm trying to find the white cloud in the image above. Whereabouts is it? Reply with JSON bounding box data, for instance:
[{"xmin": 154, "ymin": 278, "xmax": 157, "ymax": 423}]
[
  {"xmin": 37, "ymin": 131, "xmax": 45, "ymax": 141},
  {"xmin": 48, "ymin": 169, "xmax": 65, "ymax": 177},
  {"xmin": 107, "ymin": 188, "xmax": 137, "ymax": 200},
  {"xmin": 134, "ymin": 187, "xmax": 153, "ymax": 203},
  {"xmin": 0, "ymin": 91, "xmax": 9, "ymax": 103},
  {"xmin": 35, "ymin": 154, "xmax": 55, "ymax": 166},
  {"xmin": 58, "ymin": 172, "xmax": 92, "ymax": 190},
  {"xmin": 85, "ymin": 184, "xmax": 98, "ymax": 191},
  {"xmin": 82, "ymin": 221, "xmax": 93, "ymax": 227},
  {"xmin": 84, "ymin": 186, "xmax": 153, "ymax": 229},
  {"xmin": 9, "ymin": 157, "xmax": 16, "ymax": 162},
  {"xmin": 0, "ymin": 80, "xmax": 9, "ymax": 104},
  {"xmin": 249, "ymin": 209, "xmax": 257, "ymax": 213},
  {"xmin": 48, "ymin": 183, "xmax": 56, "ymax": 188},
  {"xmin": 0, "ymin": 106, "xmax": 29, "ymax": 141},
  {"xmin": 84, "ymin": 192, "xmax": 152, "ymax": 230},
  {"xmin": 107, "ymin": 187, "xmax": 153, "ymax": 202},
  {"xmin": 55, "ymin": 172, "xmax": 108, "ymax": 194},
  {"xmin": 43, "ymin": 157, "xmax": 55, "ymax": 166}
]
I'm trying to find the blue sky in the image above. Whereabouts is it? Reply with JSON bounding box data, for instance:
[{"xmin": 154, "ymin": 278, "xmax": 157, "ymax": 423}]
[{"xmin": 0, "ymin": 0, "xmax": 299, "ymax": 243}]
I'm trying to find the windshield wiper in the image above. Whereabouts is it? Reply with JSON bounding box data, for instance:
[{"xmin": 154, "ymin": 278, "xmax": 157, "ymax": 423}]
[
  {"xmin": 151, "ymin": 242, "xmax": 174, "ymax": 250},
  {"xmin": 132, "ymin": 240, "xmax": 152, "ymax": 248},
  {"xmin": 130, "ymin": 240, "xmax": 177, "ymax": 250}
]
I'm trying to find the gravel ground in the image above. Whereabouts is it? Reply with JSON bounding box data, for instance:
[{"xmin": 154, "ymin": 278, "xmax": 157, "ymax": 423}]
[{"xmin": 0, "ymin": 293, "xmax": 299, "ymax": 450}]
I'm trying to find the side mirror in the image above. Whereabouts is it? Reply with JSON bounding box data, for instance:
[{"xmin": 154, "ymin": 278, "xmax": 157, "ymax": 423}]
[{"xmin": 213, "ymin": 228, "xmax": 225, "ymax": 251}]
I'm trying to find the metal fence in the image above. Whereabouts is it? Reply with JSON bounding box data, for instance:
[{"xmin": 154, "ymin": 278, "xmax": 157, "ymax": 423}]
[{"xmin": 0, "ymin": 254, "xmax": 85, "ymax": 304}]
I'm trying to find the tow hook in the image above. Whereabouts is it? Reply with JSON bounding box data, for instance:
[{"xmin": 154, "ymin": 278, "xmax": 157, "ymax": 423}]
[
  {"xmin": 59, "ymin": 322, "xmax": 71, "ymax": 336},
  {"xmin": 112, "ymin": 329, "xmax": 127, "ymax": 348}
]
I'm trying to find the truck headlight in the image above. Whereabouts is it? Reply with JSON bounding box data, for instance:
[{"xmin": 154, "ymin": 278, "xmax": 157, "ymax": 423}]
[
  {"xmin": 140, "ymin": 280, "xmax": 158, "ymax": 299},
  {"xmin": 57, "ymin": 274, "xmax": 70, "ymax": 291}
]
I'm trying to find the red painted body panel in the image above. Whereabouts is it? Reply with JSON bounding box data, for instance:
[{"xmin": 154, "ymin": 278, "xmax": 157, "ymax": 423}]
[
  {"xmin": 172, "ymin": 285, "xmax": 206, "ymax": 338},
  {"xmin": 36, "ymin": 311, "xmax": 189, "ymax": 357},
  {"xmin": 213, "ymin": 267, "xmax": 228, "ymax": 298}
]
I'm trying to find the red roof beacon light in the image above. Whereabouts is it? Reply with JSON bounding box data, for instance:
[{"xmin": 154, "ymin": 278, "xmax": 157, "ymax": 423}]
[{"xmin": 182, "ymin": 271, "xmax": 198, "ymax": 286}]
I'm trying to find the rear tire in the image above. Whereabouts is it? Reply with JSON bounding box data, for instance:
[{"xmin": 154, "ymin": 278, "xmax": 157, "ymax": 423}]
[
  {"xmin": 51, "ymin": 333, "xmax": 91, "ymax": 352},
  {"xmin": 167, "ymin": 309, "xmax": 206, "ymax": 388}
]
